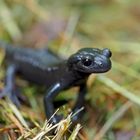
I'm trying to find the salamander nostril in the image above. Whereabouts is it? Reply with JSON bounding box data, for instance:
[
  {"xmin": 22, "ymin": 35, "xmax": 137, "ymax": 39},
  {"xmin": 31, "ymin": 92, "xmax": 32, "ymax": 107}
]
[
  {"xmin": 103, "ymin": 48, "xmax": 112, "ymax": 58},
  {"xmin": 99, "ymin": 62, "xmax": 103, "ymax": 66},
  {"xmin": 82, "ymin": 58, "xmax": 92, "ymax": 66}
]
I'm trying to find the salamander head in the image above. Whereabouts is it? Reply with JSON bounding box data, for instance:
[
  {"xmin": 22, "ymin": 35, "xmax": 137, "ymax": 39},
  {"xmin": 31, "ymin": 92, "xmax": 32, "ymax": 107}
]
[{"xmin": 68, "ymin": 48, "xmax": 112, "ymax": 73}]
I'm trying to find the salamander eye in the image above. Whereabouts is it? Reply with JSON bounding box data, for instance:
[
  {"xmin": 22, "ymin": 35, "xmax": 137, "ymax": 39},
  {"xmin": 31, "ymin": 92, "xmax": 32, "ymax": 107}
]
[{"xmin": 82, "ymin": 58, "xmax": 92, "ymax": 66}]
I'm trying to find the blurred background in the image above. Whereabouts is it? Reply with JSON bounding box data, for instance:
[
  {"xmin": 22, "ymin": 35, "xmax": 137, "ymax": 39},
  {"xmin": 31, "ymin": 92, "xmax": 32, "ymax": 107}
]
[{"xmin": 0, "ymin": 0, "xmax": 140, "ymax": 139}]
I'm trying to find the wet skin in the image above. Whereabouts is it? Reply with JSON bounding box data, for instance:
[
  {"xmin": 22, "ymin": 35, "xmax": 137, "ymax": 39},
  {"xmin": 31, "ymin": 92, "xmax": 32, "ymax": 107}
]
[{"xmin": 0, "ymin": 41, "xmax": 112, "ymax": 124}]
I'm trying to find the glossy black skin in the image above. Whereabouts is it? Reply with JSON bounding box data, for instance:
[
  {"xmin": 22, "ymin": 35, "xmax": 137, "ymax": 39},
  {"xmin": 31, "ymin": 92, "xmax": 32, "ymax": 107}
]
[{"xmin": 0, "ymin": 42, "xmax": 112, "ymax": 124}]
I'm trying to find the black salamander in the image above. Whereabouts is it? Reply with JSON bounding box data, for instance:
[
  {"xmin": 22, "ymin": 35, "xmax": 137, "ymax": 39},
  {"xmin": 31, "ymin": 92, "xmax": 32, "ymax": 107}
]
[{"xmin": 0, "ymin": 42, "xmax": 112, "ymax": 124}]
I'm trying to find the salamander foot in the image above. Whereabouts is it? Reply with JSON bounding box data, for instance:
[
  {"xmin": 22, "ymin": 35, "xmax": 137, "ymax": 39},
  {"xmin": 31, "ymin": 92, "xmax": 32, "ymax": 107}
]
[
  {"xmin": 0, "ymin": 87, "xmax": 20, "ymax": 106},
  {"xmin": 49, "ymin": 114, "xmax": 63, "ymax": 125}
]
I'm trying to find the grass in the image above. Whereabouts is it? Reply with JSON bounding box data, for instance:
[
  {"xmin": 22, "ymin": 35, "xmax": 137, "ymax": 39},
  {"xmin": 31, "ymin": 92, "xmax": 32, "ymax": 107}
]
[{"xmin": 0, "ymin": 0, "xmax": 140, "ymax": 139}]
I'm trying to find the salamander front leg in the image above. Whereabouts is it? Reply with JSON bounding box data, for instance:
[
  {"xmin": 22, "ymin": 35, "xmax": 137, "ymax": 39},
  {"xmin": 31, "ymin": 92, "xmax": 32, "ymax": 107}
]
[
  {"xmin": 72, "ymin": 83, "xmax": 87, "ymax": 122},
  {"xmin": 44, "ymin": 82, "xmax": 65, "ymax": 124},
  {"xmin": 0, "ymin": 64, "xmax": 20, "ymax": 106}
]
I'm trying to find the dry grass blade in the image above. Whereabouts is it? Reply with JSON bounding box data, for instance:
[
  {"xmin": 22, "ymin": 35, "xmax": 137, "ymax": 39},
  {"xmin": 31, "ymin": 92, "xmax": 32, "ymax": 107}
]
[
  {"xmin": 68, "ymin": 124, "xmax": 81, "ymax": 140},
  {"xmin": 0, "ymin": 48, "xmax": 5, "ymax": 66},
  {"xmin": 31, "ymin": 114, "xmax": 72, "ymax": 140},
  {"xmin": 0, "ymin": 100, "xmax": 25, "ymax": 135},
  {"xmin": 59, "ymin": 11, "xmax": 80, "ymax": 54},
  {"xmin": 53, "ymin": 114, "xmax": 71, "ymax": 140},
  {"xmin": 0, "ymin": 124, "xmax": 17, "ymax": 133},
  {"xmin": 94, "ymin": 101, "xmax": 132, "ymax": 140},
  {"xmin": 113, "ymin": 61, "xmax": 140, "ymax": 80},
  {"xmin": 0, "ymin": 0, "xmax": 22, "ymax": 40},
  {"xmin": 7, "ymin": 99, "xmax": 29, "ymax": 129},
  {"xmin": 7, "ymin": 113, "xmax": 24, "ymax": 135},
  {"xmin": 21, "ymin": 0, "xmax": 49, "ymax": 21},
  {"xmin": 98, "ymin": 75, "xmax": 140, "ymax": 106}
]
